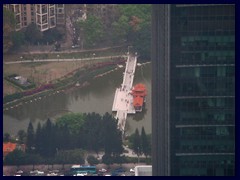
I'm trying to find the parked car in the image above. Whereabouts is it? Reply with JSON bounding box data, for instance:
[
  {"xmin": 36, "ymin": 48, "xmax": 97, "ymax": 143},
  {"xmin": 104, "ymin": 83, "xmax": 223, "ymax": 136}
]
[
  {"xmin": 98, "ymin": 168, "xmax": 107, "ymax": 173},
  {"xmin": 111, "ymin": 168, "xmax": 125, "ymax": 176},
  {"xmin": 16, "ymin": 170, "xmax": 23, "ymax": 174},
  {"xmin": 130, "ymin": 168, "xmax": 135, "ymax": 173}
]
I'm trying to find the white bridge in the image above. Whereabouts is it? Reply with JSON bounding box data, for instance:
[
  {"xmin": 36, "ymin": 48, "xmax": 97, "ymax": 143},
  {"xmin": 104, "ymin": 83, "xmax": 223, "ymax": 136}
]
[{"xmin": 112, "ymin": 54, "xmax": 137, "ymax": 132}]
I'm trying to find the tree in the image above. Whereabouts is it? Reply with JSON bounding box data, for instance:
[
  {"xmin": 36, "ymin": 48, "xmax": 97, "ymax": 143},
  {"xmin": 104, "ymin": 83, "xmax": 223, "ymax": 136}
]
[
  {"xmin": 112, "ymin": 130, "xmax": 124, "ymax": 156},
  {"xmin": 87, "ymin": 155, "xmax": 99, "ymax": 166},
  {"xmin": 132, "ymin": 128, "xmax": 141, "ymax": 158},
  {"xmin": 35, "ymin": 122, "xmax": 43, "ymax": 154},
  {"xmin": 3, "ymin": 7, "xmax": 15, "ymax": 53},
  {"xmin": 111, "ymin": 4, "xmax": 151, "ymax": 59},
  {"xmin": 3, "ymin": 133, "xmax": 11, "ymax": 142},
  {"xmin": 26, "ymin": 122, "xmax": 35, "ymax": 153},
  {"xmin": 132, "ymin": 21, "xmax": 151, "ymax": 60},
  {"xmin": 24, "ymin": 153, "xmax": 42, "ymax": 170},
  {"xmin": 43, "ymin": 28, "xmax": 63, "ymax": 44},
  {"xmin": 102, "ymin": 112, "xmax": 123, "ymax": 156},
  {"xmin": 111, "ymin": 15, "xmax": 130, "ymax": 43},
  {"xmin": 77, "ymin": 15, "xmax": 105, "ymax": 48},
  {"xmin": 55, "ymin": 149, "xmax": 85, "ymax": 170},
  {"xmin": 141, "ymin": 127, "xmax": 150, "ymax": 158},
  {"xmin": 55, "ymin": 150, "xmax": 71, "ymax": 170},
  {"xmin": 56, "ymin": 113, "xmax": 85, "ymax": 135},
  {"xmin": 41, "ymin": 119, "xmax": 56, "ymax": 157},
  {"xmin": 54, "ymin": 41, "xmax": 61, "ymax": 51},
  {"xmin": 115, "ymin": 155, "xmax": 125, "ymax": 167},
  {"xmin": 102, "ymin": 154, "xmax": 113, "ymax": 168},
  {"xmin": 4, "ymin": 150, "xmax": 26, "ymax": 169},
  {"xmin": 24, "ymin": 23, "xmax": 42, "ymax": 44},
  {"xmin": 17, "ymin": 130, "xmax": 27, "ymax": 144},
  {"xmin": 82, "ymin": 112, "xmax": 103, "ymax": 154},
  {"xmin": 55, "ymin": 125, "xmax": 70, "ymax": 150},
  {"xmin": 11, "ymin": 30, "xmax": 25, "ymax": 49},
  {"xmin": 68, "ymin": 149, "xmax": 86, "ymax": 165}
]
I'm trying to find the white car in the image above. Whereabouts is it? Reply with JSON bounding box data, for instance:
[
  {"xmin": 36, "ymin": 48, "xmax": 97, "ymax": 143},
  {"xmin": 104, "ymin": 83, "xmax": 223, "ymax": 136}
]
[
  {"xmin": 16, "ymin": 170, "xmax": 23, "ymax": 174},
  {"xmin": 75, "ymin": 173, "xmax": 87, "ymax": 176},
  {"xmin": 47, "ymin": 172, "xmax": 58, "ymax": 176},
  {"xmin": 130, "ymin": 168, "xmax": 135, "ymax": 173},
  {"xmin": 99, "ymin": 168, "xmax": 107, "ymax": 173},
  {"xmin": 30, "ymin": 170, "xmax": 44, "ymax": 175}
]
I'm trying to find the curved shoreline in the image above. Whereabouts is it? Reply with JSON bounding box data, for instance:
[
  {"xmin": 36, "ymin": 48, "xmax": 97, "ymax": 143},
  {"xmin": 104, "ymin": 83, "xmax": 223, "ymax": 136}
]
[{"xmin": 3, "ymin": 60, "xmax": 126, "ymax": 111}]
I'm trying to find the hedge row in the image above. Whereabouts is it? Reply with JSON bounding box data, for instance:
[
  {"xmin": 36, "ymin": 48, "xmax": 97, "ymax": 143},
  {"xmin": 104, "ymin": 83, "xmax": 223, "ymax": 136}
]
[
  {"xmin": 3, "ymin": 92, "xmax": 24, "ymax": 104},
  {"xmin": 23, "ymin": 84, "xmax": 54, "ymax": 96},
  {"xmin": 3, "ymin": 84, "xmax": 54, "ymax": 104}
]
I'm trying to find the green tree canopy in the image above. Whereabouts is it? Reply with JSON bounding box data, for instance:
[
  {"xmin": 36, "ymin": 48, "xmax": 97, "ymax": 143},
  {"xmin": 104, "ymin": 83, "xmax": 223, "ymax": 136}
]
[
  {"xmin": 102, "ymin": 112, "xmax": 123, "ymax": 156},
  {"xmin": 67, "ymin": 149, "xmax": 86, "ymax": 164},
  {"xmin": 4, "ymin": 150, "xmax": 26, "ymax": 166},
  {"xmin": 102, "ymin": 154, "xmax": 114, "ymax": 166},
  {"xmin": 77, "ymin": 15, "xmax": 105, "ymax": 48},
  {"xmin": 11, "ymin": 30, "xmax": 25, "ymax": 49},
  {"xmin": 111, "ymin": 4, "xmax": 151, "ymax": 59},
  {"xmin": 82, "ymin": 112, "xmax": 103, "ymax": 154},
  {"xmin": 132, "ymin": 128, "xmax": 141, "ymax": 156},
  {"xmin": 40, "ymin": 119, "xmax": 56, "ymax": 157},
  {"xmin": 55, "ymin": 150, "xmax": 73, "ymax": 169},
  {"xmin": 141, "ymin": 127, "xmax": 151, "ymax": 158},
  {"xmin": 24, "ymin": 23, "xmax": 43, "ymax": 44},
  {"xmin": 87, "ymin": 155, "xmax": 99, "ymax": 166},
  {"xmin": 26, "ymin": 121, "xmax": 35, "ymax": 153},
  {"xmin": 3, "ymin": 133, "xmax": 11, "ymax": 142},
  {"xmin": 42, "ymin": 28, "xmax": 63, "ymax": 44},
  {"xmin": 56, "ymin": 113, "xmax": 85, "ymax": 135},
  {"xmin": 35, "ymin": 122, "xmax": 42, "ymax": 154},
  {"xmin": 111, "ymin": 15, "xmax": 130, "ymax": 43},
  {"xmin": 3, "ymin": 7, "xmax": 15, "ymax": 53},
  {"xmin": 132, "ymin": 21, "xmax": 151, "ymax": 60},
  {"xmin": 17, "ymin": 130, "xmax": 27, "ymax": 144}
]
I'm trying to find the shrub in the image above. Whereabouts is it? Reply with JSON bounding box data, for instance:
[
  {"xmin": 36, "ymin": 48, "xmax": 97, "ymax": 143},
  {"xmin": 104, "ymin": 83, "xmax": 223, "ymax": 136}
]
[
  {"xmin": 3, "ymin": 92, "xmax": 24, "ymax": 104},
  {"xmin": 87, "ymin": 155, "xmax": 99, "ymax": 165}
]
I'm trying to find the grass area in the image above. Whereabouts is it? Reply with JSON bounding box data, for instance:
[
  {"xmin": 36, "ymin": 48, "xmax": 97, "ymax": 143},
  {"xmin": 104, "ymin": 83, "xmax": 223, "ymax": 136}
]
[
  {"xmin": 3, "ymin": 45, "xmax": 127, "ymax": 98},
  {"xmin": 3, "ymin": 62, "xmax": 119, "ymax": 106},
  {"xmin": 3, "ymin": 54, "xmax": 125, "ymax": 103}
]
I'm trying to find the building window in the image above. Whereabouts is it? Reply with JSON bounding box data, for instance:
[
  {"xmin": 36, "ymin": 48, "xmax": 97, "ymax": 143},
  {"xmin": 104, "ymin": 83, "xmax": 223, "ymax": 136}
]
[
  {"xmin": 50, "ymin": 7, "xmax": 55, "ymax": 16},
  {"xmin": 42, "ymin": 14, "xmax": 48, "ymax": 24},
  {"xmin": 58, "ymin": 9, "xmax": 63, "ymax": 14},
  {"xmin": 42, "ymin": 5, "xmax": 47, "ymax": 14}
]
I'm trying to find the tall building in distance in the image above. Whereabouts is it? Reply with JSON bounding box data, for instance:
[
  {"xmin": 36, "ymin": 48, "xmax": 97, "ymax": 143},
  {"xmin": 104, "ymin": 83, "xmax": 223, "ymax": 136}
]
[
  {"xmin": 3, "ymin": 4, "xmax": 65, "ymax": 32},
  {"xmin": 152, "ymin": 4, "xmax": 235, "ymax": 176}
]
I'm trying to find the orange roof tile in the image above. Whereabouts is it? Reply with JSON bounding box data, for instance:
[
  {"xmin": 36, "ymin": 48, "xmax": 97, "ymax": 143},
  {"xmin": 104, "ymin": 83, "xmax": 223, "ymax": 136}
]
[{"xmin": 3, "ymin": 142, "xmax": 17, "ymax": 154}]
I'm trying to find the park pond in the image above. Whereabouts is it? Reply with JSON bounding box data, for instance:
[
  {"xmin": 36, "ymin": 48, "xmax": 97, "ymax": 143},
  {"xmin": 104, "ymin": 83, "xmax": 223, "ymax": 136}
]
[{"xmin": 3, "ymin": 63, "xmax": 151, "ymax": 136}]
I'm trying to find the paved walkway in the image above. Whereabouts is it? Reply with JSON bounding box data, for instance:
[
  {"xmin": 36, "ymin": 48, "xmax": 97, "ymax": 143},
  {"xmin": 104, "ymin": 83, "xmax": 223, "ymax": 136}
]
[
  {"xmin": 17, "ymin": 45, "xmax": 126, "ymax": 55},
  {"xmin": 112, "ymin": 55, "xmax": 137, "ymax": 132},
  {"xmin": 4, "ymin": 55, "xmax": 127, "ymax": 65}
]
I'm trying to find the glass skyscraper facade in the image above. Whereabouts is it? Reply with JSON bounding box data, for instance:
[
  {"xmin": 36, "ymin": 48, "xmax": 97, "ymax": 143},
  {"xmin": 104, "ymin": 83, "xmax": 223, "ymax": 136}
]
[{"xmin": 152, "ymin": 4, "xmax": 235, "ymax": 176}]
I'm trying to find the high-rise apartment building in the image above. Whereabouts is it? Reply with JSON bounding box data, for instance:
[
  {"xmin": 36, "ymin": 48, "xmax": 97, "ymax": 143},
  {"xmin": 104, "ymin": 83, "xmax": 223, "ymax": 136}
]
[
  {"xmin": 3, "ymin": 4, "xmax": 65, "ymax": 32},
  {"xmin": 56, "ymin": 4, "xmax": 65, "ymax": 27},
  {"xmin": 152, "ymin": 4, "xmax": 235, "ymax": 176},
  {"xmin": 35, "ymin": 4, "xmax": 56, "ymax": 31}
]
